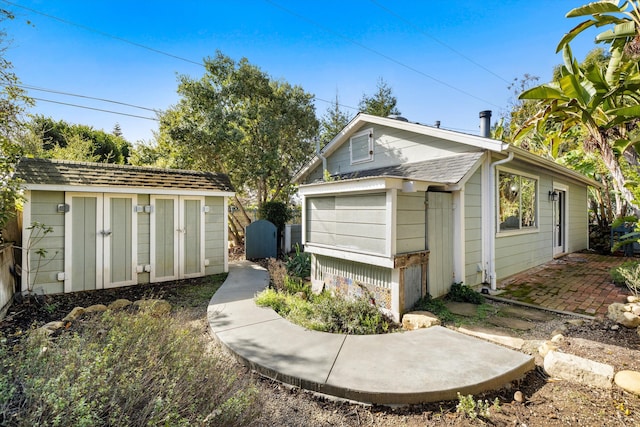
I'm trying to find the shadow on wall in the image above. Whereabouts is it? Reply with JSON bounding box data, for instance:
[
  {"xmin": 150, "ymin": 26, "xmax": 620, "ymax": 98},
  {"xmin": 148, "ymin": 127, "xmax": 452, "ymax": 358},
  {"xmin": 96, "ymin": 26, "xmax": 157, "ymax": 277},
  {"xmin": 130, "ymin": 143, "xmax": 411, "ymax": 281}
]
[{"xmin": 0, "ymin": 243, "xmax": 15, "ymax": 320}]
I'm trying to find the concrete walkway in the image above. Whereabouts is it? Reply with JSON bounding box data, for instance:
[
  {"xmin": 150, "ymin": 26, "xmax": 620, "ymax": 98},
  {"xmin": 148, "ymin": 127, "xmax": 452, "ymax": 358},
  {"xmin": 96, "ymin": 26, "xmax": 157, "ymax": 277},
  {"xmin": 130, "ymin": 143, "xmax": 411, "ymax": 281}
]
[
  {"xmin": 208, "ymin": 261, "xmax": 534, "ymax": 405},
  {"xmin": 498, "ymin": 253, "xmax": 630, "ymax": 317}
]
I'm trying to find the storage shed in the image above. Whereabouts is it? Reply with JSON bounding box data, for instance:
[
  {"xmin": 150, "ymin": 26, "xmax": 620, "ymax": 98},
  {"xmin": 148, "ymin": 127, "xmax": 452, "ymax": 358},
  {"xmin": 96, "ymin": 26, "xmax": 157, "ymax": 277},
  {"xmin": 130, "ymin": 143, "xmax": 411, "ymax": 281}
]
[{"xmin": 14, "ymin": 158, "xmax": 234, "ymax": 294}]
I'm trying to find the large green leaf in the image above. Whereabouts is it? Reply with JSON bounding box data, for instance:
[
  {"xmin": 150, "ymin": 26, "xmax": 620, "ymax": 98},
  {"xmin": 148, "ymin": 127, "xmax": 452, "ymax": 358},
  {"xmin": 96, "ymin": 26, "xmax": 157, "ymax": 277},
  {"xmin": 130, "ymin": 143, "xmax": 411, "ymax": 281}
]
[
  {"xmin": 519, "ymin": 85, "xmax": 566, "ymax": 100},
  {"xmin": 596, "ymin": 21, "xmax": 637, "ymax": 41},
  {"xmin": 566, "ymin": 1, "xmax": 624, "ymax": 18},
  {"xmin": 556, "ymin": 20, "xmax": 597, "ymax": 52},
  {"xmin": 559, "ymin": 74, "xmax": 594, "ymax": 106}
]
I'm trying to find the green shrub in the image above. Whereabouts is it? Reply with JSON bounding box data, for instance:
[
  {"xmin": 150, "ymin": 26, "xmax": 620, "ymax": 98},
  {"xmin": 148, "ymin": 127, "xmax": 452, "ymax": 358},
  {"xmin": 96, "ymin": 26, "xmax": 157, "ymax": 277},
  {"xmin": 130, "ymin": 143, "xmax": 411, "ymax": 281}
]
[
  {"xmin": 313, "ymin": 295, "xmax": 395, "ymax": 335},
  {"xmin": 412, "ymin": 294, "xmax": 456, "ymax": 323},
  {"xmin": 448, "ymin": 282, "xmax": 484, "ymax": 304},
  {"xmin": 611, "ymin": 261, "xmax": 640, "ymax": 285},
  {"xmin": 0, "ymin": 310, "xmax": 259, "ymax": 426},
  {"xmin": 285, "ymin": 244, "xmax": 310, "ymax": 278}
]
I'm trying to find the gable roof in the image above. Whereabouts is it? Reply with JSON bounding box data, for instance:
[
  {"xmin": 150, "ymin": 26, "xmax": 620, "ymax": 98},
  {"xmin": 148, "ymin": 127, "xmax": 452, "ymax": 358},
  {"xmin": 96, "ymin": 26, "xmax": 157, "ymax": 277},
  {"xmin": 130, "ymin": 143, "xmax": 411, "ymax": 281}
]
[
  {"xmin": 331, "ymin": 152, "xmax": 484, "ymax": 185},
  {"xmin": 14, "ymin": 158, "xmax": 235, "ymax": 194}
]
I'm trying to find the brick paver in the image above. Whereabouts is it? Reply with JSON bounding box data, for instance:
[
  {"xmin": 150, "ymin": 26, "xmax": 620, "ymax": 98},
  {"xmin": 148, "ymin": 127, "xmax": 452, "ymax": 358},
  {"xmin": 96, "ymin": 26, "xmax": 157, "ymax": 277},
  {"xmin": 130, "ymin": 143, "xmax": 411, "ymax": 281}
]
[{"xmin": 497, "ymin": 253, "xmax": 633, "ymax": 317}]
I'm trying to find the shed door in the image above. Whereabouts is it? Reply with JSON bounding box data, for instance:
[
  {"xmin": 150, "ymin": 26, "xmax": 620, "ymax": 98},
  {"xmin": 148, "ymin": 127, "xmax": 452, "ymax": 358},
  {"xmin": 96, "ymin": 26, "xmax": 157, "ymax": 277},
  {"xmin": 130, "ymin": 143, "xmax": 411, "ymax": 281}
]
[
  {"xmin": 150, "ymin": 196, "xmax": 205, "ymax": 282},
  {"xmin": 426, "ymin": 191, "xmax": 454, "ymax": 298},
  {"xmin": 65, "ymin": 193, "xmax": 137, "ymax": 292}
]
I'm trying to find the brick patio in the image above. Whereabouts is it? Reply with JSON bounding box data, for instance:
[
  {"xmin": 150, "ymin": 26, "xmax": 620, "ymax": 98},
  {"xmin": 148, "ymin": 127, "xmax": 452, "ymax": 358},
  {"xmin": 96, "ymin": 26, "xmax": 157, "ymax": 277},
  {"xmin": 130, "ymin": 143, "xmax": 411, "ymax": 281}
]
[{"xmin": 497, "ymin": 253, "xmax": 633, "ymax": 317}]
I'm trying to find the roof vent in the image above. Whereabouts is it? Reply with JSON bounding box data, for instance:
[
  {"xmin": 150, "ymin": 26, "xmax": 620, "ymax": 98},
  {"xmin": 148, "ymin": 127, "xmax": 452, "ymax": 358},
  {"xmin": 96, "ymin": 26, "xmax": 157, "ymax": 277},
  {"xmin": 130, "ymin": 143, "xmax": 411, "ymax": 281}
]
[
  {"xmin": 434, "ymin": 120, "xmax": 441, "ymax": 128},
  {"xmin": 387, "ymin": 114, "xmax": 408, "ymax": 122},
  {"xmin": 479, "ymin": 110, "xmax": 492, "ymax": 138}
]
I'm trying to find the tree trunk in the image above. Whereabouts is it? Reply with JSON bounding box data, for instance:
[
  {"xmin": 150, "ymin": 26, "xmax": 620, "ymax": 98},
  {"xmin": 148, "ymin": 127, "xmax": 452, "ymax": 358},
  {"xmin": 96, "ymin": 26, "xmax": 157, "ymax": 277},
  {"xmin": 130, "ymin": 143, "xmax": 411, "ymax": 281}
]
[
  {"xmin": 233, "ymin": 195, "xmax": 252, "ymax": 225},
  {"xmin": 227, "ymin": 213, "xmax": 242, "ymax": 246}
]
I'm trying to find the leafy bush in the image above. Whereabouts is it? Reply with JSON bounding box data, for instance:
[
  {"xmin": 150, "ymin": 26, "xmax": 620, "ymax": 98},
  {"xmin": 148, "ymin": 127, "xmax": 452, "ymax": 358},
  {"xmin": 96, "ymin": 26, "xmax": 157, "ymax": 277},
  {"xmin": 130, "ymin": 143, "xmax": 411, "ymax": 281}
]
[
  {"xmin": 448, "ymin": 282, "xmax": 484, "ymax": 304},
  {"xmin": 283, "ymin": 275, "xmax": 310, "ymax": 295},
  {"xmin": 615, "ymin": 262, "xmax": 640, "ymax": 298},
  {"xmin": 412, "ymin": 294, "xmax": 456, "ymax": 323},
  {"xmin": 610, "ymin": 261, "xmax": 640, "ymax": 286},
  {"xmin": 0, "ymin": 310, "xmax": 259, "ymax": 426},
  {"xmin": 258, "ymin": 201, "xmax": 292, "ymax": 231},
  {"xmin": 285, "ymin": 244, "xmax": 310, "ymax": 278}
]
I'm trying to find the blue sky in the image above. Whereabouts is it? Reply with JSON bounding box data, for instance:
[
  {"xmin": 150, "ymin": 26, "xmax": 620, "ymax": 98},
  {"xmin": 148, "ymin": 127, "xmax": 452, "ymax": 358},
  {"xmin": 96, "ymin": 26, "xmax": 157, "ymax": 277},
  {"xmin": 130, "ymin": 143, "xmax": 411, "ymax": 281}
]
[{"xmin": 3, "ymin": 1, "xmax": 602, "ymax": 144}]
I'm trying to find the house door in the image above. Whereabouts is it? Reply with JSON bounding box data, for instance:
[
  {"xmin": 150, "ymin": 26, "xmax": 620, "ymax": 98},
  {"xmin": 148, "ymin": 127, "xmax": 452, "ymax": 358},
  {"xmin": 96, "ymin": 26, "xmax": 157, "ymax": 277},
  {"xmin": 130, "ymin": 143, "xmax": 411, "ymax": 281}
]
[
  {"xmin": 65, "ymin": 193, "xmax": 137, "ymax": 292},
  {"xmin": 150, "ymin": 196, "xmax": 205, "ymax": 282},
  {"xmin": 553, "ymin": 189, "xmax": 566, "ymax": 257},
  {"xmin": 426, "ymin": 191, "xmax": 454, "ymax": 298}
]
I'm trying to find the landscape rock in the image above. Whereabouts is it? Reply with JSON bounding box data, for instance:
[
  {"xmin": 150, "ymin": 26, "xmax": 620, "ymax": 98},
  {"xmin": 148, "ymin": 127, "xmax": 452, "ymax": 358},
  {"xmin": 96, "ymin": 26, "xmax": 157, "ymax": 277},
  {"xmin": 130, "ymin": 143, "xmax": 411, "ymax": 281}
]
[
  {"xmin": 62, "ymin": 306, "xmax": 85, "ymax": 321},
  {"xmin": 514, "ymin": 390, "xmax": 524, "ymax": 403},
  {"xmin": 457, "ymin": 325, "xmax": 524, "ymax": 349},
  {"xmin": 608, "ymin": 303, "xmax": 640, "ymax": 328},
  {"xmin": 487, "ymin": 316, "xmax": 534, "ymax": 330},
  {"xmin": 567, "ymin": 319, "xmax": 585, "ymax": 327},
  {"xmin": 133, "ymin": 299, "xmax": 171, "ymax": 316},
  {"xmin": 551, "ymin": 325, "xmax": 568, "ymax": 336},
  {"xmin": 627, "ymin": 296, "xmax": 640, "ymax": 303},
  {"xmin": 499, "ymin": 305, "xmax": 555, "ymax": 322},
  {"xmin": 444, "ymin": 301, "xmax": 478, "ymax": 317},
  {"xmin": 538, "ymin": 341, "xmax": 558, "ymax": 357},
  {"xmin": 108, "ymin": 299, "xmax": 132, "ymax": 310},
  {"xmin": 550, "ymin": 334, "xmax": 564, "ymax": 343},
  {"xmin": 85, "ymin": 304, "xmax": 108, "ymax": 313},
  {"xmin": 543, "ymin": 350, "xmax": 613, "ymax": 389},
  {"xmin": 402, "ymin": 311, "xmax": 441, "ymax": 330},
  {"xmin": 615, "ymin": 370, "xmax": 640, "ymax": 395},
  {"xmin": 41, "ymin": 321, "xmax": 65, "ymax": 331}
]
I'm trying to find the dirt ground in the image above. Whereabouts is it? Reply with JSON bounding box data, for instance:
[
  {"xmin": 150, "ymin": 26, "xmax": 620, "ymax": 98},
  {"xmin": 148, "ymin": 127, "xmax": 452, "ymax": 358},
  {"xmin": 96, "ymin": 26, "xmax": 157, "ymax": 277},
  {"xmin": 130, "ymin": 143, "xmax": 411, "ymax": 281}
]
[{"xmin": 2, "ymin": 279, "xmax": 640, "ymax": 426}]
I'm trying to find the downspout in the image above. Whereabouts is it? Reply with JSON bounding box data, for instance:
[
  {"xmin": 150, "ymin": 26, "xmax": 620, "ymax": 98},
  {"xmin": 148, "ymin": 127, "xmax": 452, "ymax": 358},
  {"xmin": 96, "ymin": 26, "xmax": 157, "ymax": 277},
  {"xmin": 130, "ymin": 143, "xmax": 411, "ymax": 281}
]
[
  {"xmin": 487, "ymin": 151, "xmax": 514, "ymax": 290},
  {"xmin": 315, "ymin": 139, "xmax": 327, "ymax": 181}
]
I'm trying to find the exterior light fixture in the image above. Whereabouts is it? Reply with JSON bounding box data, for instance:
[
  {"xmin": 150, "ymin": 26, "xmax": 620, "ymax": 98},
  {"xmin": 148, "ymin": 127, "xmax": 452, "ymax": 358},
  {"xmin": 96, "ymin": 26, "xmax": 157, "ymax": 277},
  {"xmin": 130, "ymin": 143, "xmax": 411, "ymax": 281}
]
[{"xmin": 549, "ymin": 190, "xmax": 558, "ymax": 202}]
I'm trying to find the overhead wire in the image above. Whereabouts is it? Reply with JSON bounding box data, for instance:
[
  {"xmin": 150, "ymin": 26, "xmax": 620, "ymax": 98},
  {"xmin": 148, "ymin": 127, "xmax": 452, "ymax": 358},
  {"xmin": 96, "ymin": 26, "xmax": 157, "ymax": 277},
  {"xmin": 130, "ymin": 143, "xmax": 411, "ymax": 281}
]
[
  {"xmin": 262, "ymin": 0, "xmax": 502, "ymax": 109},
  {"xmin": 369, "ymin": 0, "xmax": 510, "ymax": 84},
  {"xmin": 31, "ymin": 97, "xmax": 159, "ymax": 121}
]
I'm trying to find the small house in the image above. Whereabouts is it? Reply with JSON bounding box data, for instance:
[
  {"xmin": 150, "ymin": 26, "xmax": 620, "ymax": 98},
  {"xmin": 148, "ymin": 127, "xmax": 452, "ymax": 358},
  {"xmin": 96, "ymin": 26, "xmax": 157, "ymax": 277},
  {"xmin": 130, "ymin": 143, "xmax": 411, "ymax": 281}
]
[
  {"xmin": 294, "ymin": 112, "xmax": 597, "ymax": 321},
  {"xmin": 15, "ymin": 158, "xmax": 234, "ymax": 294}
]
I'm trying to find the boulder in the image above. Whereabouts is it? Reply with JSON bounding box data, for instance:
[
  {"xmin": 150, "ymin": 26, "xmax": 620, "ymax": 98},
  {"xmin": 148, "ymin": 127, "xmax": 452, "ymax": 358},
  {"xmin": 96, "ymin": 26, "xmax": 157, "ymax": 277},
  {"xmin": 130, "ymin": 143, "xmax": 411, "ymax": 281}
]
[
  {"xmin": 85, "ymin": 304, "xmax": 108, "ymax": 313},
  {"xmin": 133, "ymin": 299, "xmax": 171, "ymax": 316},
  {"xmin": 608, "ymin": 303, "xmax": 640, "ymax": 328},
  {"xmin": 544, "ymin": 350, "xmax": 613, "ymax": 389},
  {"xmin": 457, "ymin": 325, "xmax": 524, "ymax": 349},
  {"xmin": 567, "ymin": 319, "xmax": 585, "ymax": 327},
  {"xmin": 614, "ymin": 370, "xmax": 640, "ymax": 395},
  {"xmin": 627, "ymin": 296, "xmax": 640, "ymax": 303},
  {"xmin": 108, "ymin": 299, "xmax": 133, "ymax": 310},
  {"xmin": 538, "ymin": 341, "xmax": 558, "ymax": 357},
  {"xmin": 402, "ymin": 311, "xmax": 441, "ymax": 330},
  {"xmin": 41, "ymin": 321, "xmax": 65, "ymax": 331},
  {"xmin": 62, "ymin": 306, "xmax": 85, "ymax": 321}
]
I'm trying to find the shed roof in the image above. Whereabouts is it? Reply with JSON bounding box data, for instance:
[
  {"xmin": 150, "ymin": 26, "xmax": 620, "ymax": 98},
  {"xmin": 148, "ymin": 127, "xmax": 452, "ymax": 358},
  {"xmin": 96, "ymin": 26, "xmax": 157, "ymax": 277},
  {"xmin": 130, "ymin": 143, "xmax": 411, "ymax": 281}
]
[
  {"xmin": 15, "ymin": 158, "xmax": 234, "ymax": 193},
  {"xmin": 329, "ymin": 152, "xmax": 484, "ymax": 185}
]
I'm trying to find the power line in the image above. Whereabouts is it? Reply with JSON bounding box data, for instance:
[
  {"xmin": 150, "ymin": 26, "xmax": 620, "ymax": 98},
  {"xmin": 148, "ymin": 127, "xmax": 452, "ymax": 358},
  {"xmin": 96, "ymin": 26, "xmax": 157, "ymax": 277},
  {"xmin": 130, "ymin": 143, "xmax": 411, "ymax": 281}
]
[
  {"xmin": 369, "ymin": 0, "xmax": 510, "ymax": 84},
  {"xmin": 263, "ymin": 0, "xmax": 502, "ymax": 109},
  {"xmin": 2, "ymin": 0, "xmax": 204, "ymax": 67},
  {"xmin": 32, "ymin": 97, "xmax": 159, "ymax": 121},
  {"xmin": 19, "ymin": 84, "xmax": 161, "ymax": 113}
]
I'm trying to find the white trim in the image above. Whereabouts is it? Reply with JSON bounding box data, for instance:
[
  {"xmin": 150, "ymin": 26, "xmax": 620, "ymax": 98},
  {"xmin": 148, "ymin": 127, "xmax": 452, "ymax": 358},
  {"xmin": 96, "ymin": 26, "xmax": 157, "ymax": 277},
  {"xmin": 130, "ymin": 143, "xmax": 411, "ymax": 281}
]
[
  {"xmin": 21, "ymin": 190, "xmax": 31, "ymax": 293},
  {"xmin": 452, "ymin": 189, "xmax": 465, "ymax": 283},
  {"xmin": 179, "ymin": 196, "xmax": 206, "ymax": 279},
  {"xmin": 301, "ymin": 195, "xmax": 307, "ymax": 246},
  {"xmin": 496, "ymin": 166, "xmax": 540, "ymax": 234},
  {"xmin": 103, "ymin": 194, "xmax": 138, "ymax": 289},
  {"xmin": 223, "ymin": 197, "xmax": 229, "ymax": 272},
  {"xmin": 553, "ymin": 183, "xmax": 569, "ymax": 256},
  {"xmin": 299, "ymin": 177, "xmax": 404, "ymax": 196},
  {"xmin": 387, "ymin": 189, "xmax": 396, "ymax": 257},
  {"xmin": 150, "ymin": 195, "xmax": 179, "ymax": 283},
  {"xmin": 350, "ymin": 127, "xmax": 374, "ymax": 164},
  {"xmin": 304, "ymin": 244, "xmax": 395, "ymax": 269},
  {"xmin": 21, "ymin": 183, "xmax": 234, "ymax": 198}
]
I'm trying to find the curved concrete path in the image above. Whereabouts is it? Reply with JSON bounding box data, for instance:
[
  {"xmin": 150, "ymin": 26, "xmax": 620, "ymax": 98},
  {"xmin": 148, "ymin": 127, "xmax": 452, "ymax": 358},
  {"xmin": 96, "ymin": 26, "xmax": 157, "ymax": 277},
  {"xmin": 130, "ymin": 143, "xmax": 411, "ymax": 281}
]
[{"xmin": 207, "ymin": 261, "xmax": 534, "ymax": 405}]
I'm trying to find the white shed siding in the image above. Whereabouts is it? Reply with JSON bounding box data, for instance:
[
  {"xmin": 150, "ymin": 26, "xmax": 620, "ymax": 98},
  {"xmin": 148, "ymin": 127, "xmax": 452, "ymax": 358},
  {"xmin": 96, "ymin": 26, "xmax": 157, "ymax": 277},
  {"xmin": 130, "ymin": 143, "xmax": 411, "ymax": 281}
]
[
  {"xmin": 495, "ymin": 163, "xmax": 554, "ymax": 279},
  {"xmin": 396, "ymin": 192, "xmax": 425, "ymax": 254},
  {"xmin": 464, "ymin": 169, "xmax": 483, "ymax": 286},
  {"xmin": 137, "ymin": 194, "xmax": 151, "ymax": 284},
  {"xmin": 319, "ymin": 124, "xmax": 483, "ymax": 179},
  {"xmin": 204, "ymin": 196, "xmax": 226, "ymax": 274},
  {"xmin": 26, "ymin": 191, "xmax": 65, "ymax": 294},
  {"xmin": 306, "ymin": 193, "xmax": 387, "ymax": 255}
]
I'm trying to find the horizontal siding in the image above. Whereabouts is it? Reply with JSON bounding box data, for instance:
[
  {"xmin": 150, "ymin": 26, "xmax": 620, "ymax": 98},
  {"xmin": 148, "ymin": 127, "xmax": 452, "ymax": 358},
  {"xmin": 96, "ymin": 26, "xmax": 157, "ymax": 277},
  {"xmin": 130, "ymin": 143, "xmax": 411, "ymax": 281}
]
[
  {"xmin": 396, "ymin": 192, "xmax": 425, "ymax": 254},
  {"xmin": 306, "ymin": 193, "xmax": 387, "ymax": 255},
  {"xmin": 565, "ymin": 182, "xmax": 588, "ymax": 251},
  {"xmin": 314, "ymin": 255, "xmax": 392, "ymax": 289},
  {"xmin": 464, "ymin": 170, "xmax": 483, "ymax": 286},
  {"xmin": 204, "ymin": 196, "xmax": 225, "ymax": 274}
]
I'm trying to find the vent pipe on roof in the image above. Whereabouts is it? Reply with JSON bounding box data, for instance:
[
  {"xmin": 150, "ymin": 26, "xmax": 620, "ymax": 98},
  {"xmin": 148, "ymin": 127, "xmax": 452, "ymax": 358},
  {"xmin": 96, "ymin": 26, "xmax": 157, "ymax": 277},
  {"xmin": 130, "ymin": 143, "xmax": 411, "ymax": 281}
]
[
  {"xmin": 387, "ymin": 114, "xmax": 409, "ymax": 122},
  {"xmin": 479, "ymin": 110, "xmax": 492, "ymax": 138},
  {"xmin": 434, "ymin": 120, "xmax": 441, "ymax": 128}
]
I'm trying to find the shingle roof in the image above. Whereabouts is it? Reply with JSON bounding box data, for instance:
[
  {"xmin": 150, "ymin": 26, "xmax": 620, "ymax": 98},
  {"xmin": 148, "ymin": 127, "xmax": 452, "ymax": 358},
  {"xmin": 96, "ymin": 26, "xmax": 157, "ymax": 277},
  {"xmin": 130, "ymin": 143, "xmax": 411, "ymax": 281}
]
[
  {"xmin": 14, "ymin": 158, "xmax": 234, "ymax": 192},
  {"xmin": 329, "ymin": 152, "xmax": 484, "ymax": 184}
]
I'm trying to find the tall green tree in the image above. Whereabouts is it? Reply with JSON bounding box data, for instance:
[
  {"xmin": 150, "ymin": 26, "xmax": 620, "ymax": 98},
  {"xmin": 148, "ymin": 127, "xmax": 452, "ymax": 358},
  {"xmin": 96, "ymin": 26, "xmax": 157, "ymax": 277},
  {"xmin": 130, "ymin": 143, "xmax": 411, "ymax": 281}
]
[
  {"xmin": 319, "ymin": 92, "xmax": 352, "ymax": 147},
  {"xmin": 0, "ymin": 11, "xmax": 33, "ymax": 239},
  {"xmin": 156, "ymin": 52, "xmax": 318, "ymax": 243},
  {"xmin": 359, "ymin": 78, "xmax": 400, "ymax": 117}
]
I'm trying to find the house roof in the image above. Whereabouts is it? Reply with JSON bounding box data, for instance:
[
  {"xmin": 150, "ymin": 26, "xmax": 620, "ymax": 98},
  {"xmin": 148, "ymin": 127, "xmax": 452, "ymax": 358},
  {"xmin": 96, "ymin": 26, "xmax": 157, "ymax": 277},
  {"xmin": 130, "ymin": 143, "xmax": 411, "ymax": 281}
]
[
  {"xmin": 330, "ymin": 152, "xmax": 484, "ymax": 185},
  {"xmin": 14, "ymin": 158, "xmax": 235, "ymax": 194}
]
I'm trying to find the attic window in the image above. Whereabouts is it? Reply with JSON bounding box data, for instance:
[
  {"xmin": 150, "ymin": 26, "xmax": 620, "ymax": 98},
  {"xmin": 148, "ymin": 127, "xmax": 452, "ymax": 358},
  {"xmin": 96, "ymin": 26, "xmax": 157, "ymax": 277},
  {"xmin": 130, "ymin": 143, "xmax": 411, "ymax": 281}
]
[{"xmin": 350, "ymin": 128, "xmax": 374, "ymax": 164}]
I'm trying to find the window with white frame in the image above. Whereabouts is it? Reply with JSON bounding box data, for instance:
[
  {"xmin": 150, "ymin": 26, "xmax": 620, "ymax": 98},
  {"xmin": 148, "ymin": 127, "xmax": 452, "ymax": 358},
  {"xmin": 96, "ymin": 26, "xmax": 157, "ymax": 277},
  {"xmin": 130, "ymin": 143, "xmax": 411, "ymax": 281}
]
[
  {"xmin": 498, "ymin": 170, "xmax": 537, "ymax": 231},
  {"xmin": 350, "ymin": 128, "xmax": 374, "ymax": 164}
]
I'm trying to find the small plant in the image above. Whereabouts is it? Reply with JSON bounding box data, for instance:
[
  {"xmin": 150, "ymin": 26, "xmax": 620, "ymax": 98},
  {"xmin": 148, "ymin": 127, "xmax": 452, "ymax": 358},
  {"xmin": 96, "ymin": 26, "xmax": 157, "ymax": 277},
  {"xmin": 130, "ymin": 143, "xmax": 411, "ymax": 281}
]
[
  {"xmin": 456, "ymin": 392, "xmax": 500, "ymax": 420},
  {"xmin": 610, "ymin": 261, "xmax": 639, "ymax": 286},
  {"xmin": 448, "ymin": 282, "xmax": 484, "ymax": 304},
  {"xmin": 617, "ymin": 262, "xmax": 640, "ymax": 298},
  {"xmin": 15, "ymin": 221, "xmax": 58, "ymax": 293},
  {"xmin": 285, "ymin": 244, "xmax": 310, "ymax": 278},
  {"xmin": 413, "ymin": 294, "xmax": 456, "ymax": 323},
  {"xmin": 283, "ymin": 275, "xmax": 309, "ymax": 295}
]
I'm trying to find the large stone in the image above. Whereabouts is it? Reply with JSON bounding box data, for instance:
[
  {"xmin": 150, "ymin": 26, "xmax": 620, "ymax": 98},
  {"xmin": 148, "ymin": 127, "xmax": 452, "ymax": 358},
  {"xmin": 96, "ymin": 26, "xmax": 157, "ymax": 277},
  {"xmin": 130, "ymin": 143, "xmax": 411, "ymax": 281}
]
[
  {"xmin": 402, "ymin": 311, "xmax": 441, "ymax": 330},
  {"xmin": 85, "ymin": 304, "xmax": 108, "ymax": 313},
  {"xmin": 487, "ymin": 316, "xmax": 535, "ymax": 330},
  {"xmin": 615, "ymin": 370, "xmax": 640, "ymax": 395},
  {"xmin": 627, "ymin": 296, "xmax": 640, "ymax": 303},
  {"xmin": 544, "ymin": 350, "xmax": 613, "ymax": 389},
  {"xmin": 62, "ymin": 306, "xmax": 85, "ymax": 321},
  {"xmin": 538, "ymin": 341, "xmax": 558, "ymax": 357},
  {"xmin": 499, "ymin": 305, "xmax": 555, "ymax": 322},
  {"xmin": 108, "ymin": 299, "xmax": 133, "ymax": 310},
  {"xmin": 134, "ymin": 299, "xmax": 171, "ymax": 316},
  {"xmin": 608, "ymin": 303, "xmax": 640, "ymax": 328},
  {"xmin": 41, "ymin": 321, "xmax": 65, "ymax": 331},
  {"xmin": 444, "ymin": 301, "xmax": 478, "ymax": 317},
  {"xmin": 567, "ymin": 319, "xmax": 585, "ymax": 327}
]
